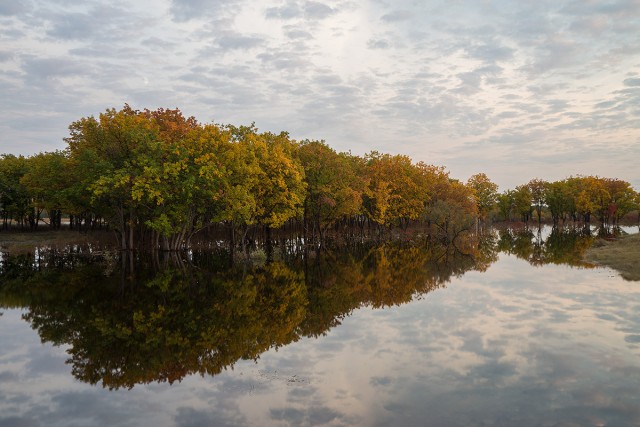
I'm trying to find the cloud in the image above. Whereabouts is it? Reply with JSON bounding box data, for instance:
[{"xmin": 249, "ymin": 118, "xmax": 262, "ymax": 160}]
[
  {"xmin": 216, "ymin": 32, "xmax": 264, "ymax": 50},
  {"xmin": 0, "ymin": 417, "xmax": 38, "ymax": 427},
  {"xmin": 624, "ymin": 77, "xmax": 640, "ymax": 86},
  {"xmin": 367, "ymin": 38, "xmax": 390, "ymax": 50},
  {"xmin": 20, "ymin": 56, "xmax": 93, "ymax": 86},
  {"xmin": 0, "ymin": 0, "xmax": 29, "ymax": 16},
  {"xmin": 526, "ymin": 35, "xmax": 582, "ymax": 74},
  {"xmin": 175, "ymin": 407, "xmax": 245, "ymax": 427},
  {"xmin": 39, "ymin": 4, "xmax": 152, "ymax": 44},
  {"xmin": 170, "ymin": 0, "xmax": 240, "ymax": 22},
  {"xmin": 46, "ymin": 12, "xmax": 98, "ymax": 40},
  {"xmin": 266, "ymin": 2, "xmax": 302, "ymax": 20},
  {"xmin": 270, "ymin": 405, "xmax": 345, "ymax": 426},
  {"xmin": 0, "ymin": 0, "xmax": 639, "ymax": 192},
  {"xmin": 303, "ymin": 1, "xmax": 335, "ymax": 20},
  {"xmin": 467, "ymin": 43, "xmax": 515, "ymax": 63},
  {"xmin": 569, "ymin": 16, "xmax": 611, "ymax": 35},
  {"xmin": 265, "ymin": 0, "xmax": 336, "ymax": 21},
  {"xmin": 257, "ymin": 49, "xmax": 311, "ymax": 71},
  {"xmin": 380, "ymin": 9, "xmax": 412, "ymax": 23},
  {"xmin": 284, "ymin": 28, "xmax": 313, "ymax": 39}
]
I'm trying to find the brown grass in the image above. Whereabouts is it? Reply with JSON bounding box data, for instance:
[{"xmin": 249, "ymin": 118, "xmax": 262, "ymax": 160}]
[{"xmin": 584, "ymin": 233, "xmax": 640, "ymax": 281}]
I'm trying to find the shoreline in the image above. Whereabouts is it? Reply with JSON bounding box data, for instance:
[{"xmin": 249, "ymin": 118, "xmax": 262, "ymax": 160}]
[
  {"xmin": 0, "ymin": 229, "xmax": 115, "ymax": 254},
  {"xmin": 584, "ymin": 233, "xmax": 640, "ymax": 281},
  {"xmin": 3, "ymin": 226, "xmax": 639, "ymax": 282}
]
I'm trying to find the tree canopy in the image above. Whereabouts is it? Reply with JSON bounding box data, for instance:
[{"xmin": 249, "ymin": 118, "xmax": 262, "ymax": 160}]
[{"xmin": 1, "ymin": 105, "xmax": 637, "ymax": 249}]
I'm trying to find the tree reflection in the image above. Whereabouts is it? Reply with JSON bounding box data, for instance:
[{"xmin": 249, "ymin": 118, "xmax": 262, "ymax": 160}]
[
  {"xmin": 0, "ymin": 228, "xmax": 596, "ymax": 389},
  {"xmin": 497, "ymin": 226, "xmax": 595, "ymax": 267},
  {"xmin": 0, "ymin": 252, "xmax": 307, "ymax": 389}
]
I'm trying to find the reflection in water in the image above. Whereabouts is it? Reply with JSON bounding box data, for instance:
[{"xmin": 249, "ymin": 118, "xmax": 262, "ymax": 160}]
[
  {"xmin": 2, "ymin": 254, "xmax": 307, "ymax": 389},
  {"xmin": 0, "ymin": 236, "xmax": 491, "ymax": 389},
  {"xmin": 497, "ymin": 225, "xmax": 595, "ymax": 266},
  {"xmin": 1, "ymin": 226, "xmax": 639, "ymax": 426}
]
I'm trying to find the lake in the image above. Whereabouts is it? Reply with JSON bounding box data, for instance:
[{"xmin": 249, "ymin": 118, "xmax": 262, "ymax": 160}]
[{"xmin": 1, "ymin": 226, "xmax": 639, "ymax": 427}]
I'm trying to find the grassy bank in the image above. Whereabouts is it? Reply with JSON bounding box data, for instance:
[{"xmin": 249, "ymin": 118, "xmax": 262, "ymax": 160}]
[{"xmin": 584, "ymin": 233, "xmax": 640, "ymax": 281}]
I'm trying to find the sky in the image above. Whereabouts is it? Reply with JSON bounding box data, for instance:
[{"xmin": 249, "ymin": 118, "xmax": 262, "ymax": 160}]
[{"xmin": 1, "ymin": 0, "xmax": 639, "ymax": 190}]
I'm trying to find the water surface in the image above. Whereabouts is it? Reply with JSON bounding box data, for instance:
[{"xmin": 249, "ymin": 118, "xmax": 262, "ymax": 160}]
[{"xmin": 1, "ymin": 226, "xmax": 639, "ymax": 426}]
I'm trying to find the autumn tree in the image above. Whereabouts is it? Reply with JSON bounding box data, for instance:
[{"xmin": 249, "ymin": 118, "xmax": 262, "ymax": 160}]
[
  {"xmin": 222, "ymin": 125, "xmax": 306, "ymax": 251},
  {"xmin": 20, "ymin": 151, "xmax": 72, "ymax": 229},
  {"xmin": 467, "ymin": 173, "xmax": 498, "ymax": 221},
  {"xmin": 65, "ymin": 105, "xmax": 160, "ymax": 249},
  {"xmin": 513, "ymin": 185, "xmax": 532, "ymax": 222},
  {"xmin": 496, "ymin": 190, "xmax": 515, "ymax": 221},
  {"xmin": 568, "ymin": 176, "xmax": 607, "ymax": 223},
  {"xmin": 527, "ymin": 178, "xmax": 547, "ymax": 223},
  {"xmin": 254, "ymin": 131, "xmax": 306, "ymax": 230},
  {"xmin": 363, "ymin": 152, "xmax": 424, "ymax": 229},
  {"xmin": 423, "ymin": 173, "xmax": 477, "ymax": 242},
  {"xmin": 7, "ymin": 103, "xmax": 639, "ymax": 246},
  {"xmin": 298, "ymin": 140, "xmax": 362, "ymax": 241},
  {"xmin": 65, "ymin": 106, "xmax": 227, "ymax": 250},
  {"xmin": 544, "ymin": 180, "xmax": 571, "ymax": 224},
  {"xmin": 0, "ymin": 155, "xmax": 30, "ymax": 229},
  {"xmin": 126, "ymin": 113, "xmax": 231, "ymax": 251},
  {"xmin": 603, "ymin": 178, "xmax": 637, "ymax": 225}
]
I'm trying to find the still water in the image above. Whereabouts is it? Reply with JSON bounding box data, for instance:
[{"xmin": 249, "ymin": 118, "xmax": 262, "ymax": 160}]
[{"xmin": 1, "ymin": 227, "xmax": 639, "ymax": 426}]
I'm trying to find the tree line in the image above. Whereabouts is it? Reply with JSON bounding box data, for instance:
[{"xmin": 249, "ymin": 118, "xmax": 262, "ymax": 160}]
[{"xmin": 1, "ymin": 105, "xmax": 638, "ymax": 250}]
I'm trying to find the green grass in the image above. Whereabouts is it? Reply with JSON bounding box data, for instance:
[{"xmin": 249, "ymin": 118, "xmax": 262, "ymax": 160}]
[{"xmin": 584, "ymin": 233, "xmax": 640, "ymax": 281}]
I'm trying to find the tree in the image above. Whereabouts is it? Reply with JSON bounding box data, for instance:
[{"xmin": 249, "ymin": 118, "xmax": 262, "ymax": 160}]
[
  {"xmin": 129, "ymin": 120, "xmax": 227, "ymax": 251},
  {"xmin": 603, "ymin": 178, "xmax": 637, "ymax": 225},
  {"xmin": 425, "ymin": 178, "xmax": 477, "ymax": 242},
  {"xmin": 527, "ymin": 178, "xmax": 547, "ymax": 223},
  {"xmin": 496, "ymin": 190, "xmax": 513, "ymax": 221},
  {"xmin": 65, "ymin": 105, "xmax": 226, "ymax": 250},
  {"xmin": 513, "ymin": 185, "xmax": 532, "ymax": 222},
  {"xmin": 544, "ymin": 180, "xmax": 571, "ymax": 224},
  {"xmin": 570, "ymin": 176, "xmax": 609, "ymax": 224},
  {"xmin": 222, "ymin": 125, "xmax": 306, "ymax": 252},
  {"xmin": 298, "ymin": 140, "xmax": 362, "ymax": 241},
  {"xmin": 363, "ymin": 152, "xmax": 424, "ymax": 229},
  {"xmin": 20, "ymin": 151, "xmax": 71, "ymax": 229},
  {"xmin": 254, "ymin": 131, "xmax": 306, "ymax": 229},
  {"xmin": 66, "ymin": 105, "xmax": 160, "ymax": 249},
  {"xmin": 0, "ymin": 154, "xmax": 30, "ymax": 229},
  {"xmin": 467, "ymin": 173, "xmax": 498, "ymax": 221}
]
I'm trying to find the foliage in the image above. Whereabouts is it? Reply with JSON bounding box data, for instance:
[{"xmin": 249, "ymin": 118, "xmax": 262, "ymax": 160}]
[
  {"xmin": 513, "ymin": 185, "xmax": 533, "ymax": 222},
  {"xmin": 496, "ymin": 190, "xmax": 515, "ymax": 221},
  {"xmin": 363, "ymin": 152, "xmax": 424, "ymax": 227},
  {"xmin": 527, "ymin": 178, "xmax": 546, "ymax": 223},
  {"xmin": 1, "ymin": 105, "xmax": 637, "ymax": 249},
  {"xmin": 417, "ymin": 164, "xmax": 477, "ymax": 241},
  {"xmin": 0, "ymin": 155, "xmax": 30, "ymax": 228},
  {"xmin": 467, "ymin": 173, "xmax": 498, "ymax": 221},
  {"xmin": 298, "ymin": 140, "xmax": 363, "ymax": 236}
]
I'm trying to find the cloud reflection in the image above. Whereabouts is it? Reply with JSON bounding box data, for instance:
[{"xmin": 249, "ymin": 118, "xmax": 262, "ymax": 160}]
[{"xmin": 1, "ymin": 230, "xmax": 640, "ymax": 425}]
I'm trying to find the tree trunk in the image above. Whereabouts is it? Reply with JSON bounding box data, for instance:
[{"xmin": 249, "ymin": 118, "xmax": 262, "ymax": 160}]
[{"xmin": 128, "ymin": 207, "xmax": 135, "ymax": 251}]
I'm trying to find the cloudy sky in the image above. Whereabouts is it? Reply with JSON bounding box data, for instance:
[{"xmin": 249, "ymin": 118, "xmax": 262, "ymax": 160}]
[{"xmin": 1, "ymin": 0, "xmax": 639, "ymax": 190}]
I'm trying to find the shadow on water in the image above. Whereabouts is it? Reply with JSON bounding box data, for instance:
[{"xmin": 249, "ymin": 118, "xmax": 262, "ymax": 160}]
[{"xmin": 0, "ymin": 226, "xmax": 610, "ymax": 389}]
